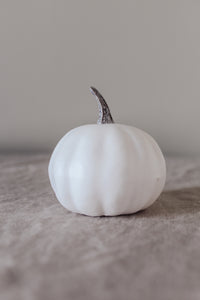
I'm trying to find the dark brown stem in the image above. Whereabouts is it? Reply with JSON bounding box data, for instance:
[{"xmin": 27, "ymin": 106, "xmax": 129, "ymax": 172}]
[{"xmin": 90, "ymin": 87, "xmax": 114, "ymax": 124}]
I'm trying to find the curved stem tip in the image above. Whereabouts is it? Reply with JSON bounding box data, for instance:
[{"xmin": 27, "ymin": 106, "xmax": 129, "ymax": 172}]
[{"xmin": 90, "ymin": 87, "xmax": 114, "ymax": 124}]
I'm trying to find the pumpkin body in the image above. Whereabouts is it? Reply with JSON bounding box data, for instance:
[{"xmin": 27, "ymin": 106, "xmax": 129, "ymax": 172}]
[{"xmin": 48, "ymin": 124, "xmax": 166, "ymax": 216}]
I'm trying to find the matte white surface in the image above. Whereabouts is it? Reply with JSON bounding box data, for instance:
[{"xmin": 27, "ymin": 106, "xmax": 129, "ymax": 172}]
[
  {"xmin": 1, "ymin": 0, "xmax": 200, "ymax": 155},
  {"xmin": 49, "ymin": 124, "xmax": 166, "ymax": 216}
]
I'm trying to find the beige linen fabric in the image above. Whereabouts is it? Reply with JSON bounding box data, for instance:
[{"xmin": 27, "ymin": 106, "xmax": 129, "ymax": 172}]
[{"xmin": 0, "ymin": 154, "xmax": 200, "ymax": 300}]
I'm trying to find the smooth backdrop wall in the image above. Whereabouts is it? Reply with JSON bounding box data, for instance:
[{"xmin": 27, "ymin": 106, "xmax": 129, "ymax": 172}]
[{"xmin": 0, "ymin": 0, "xmax": 200, "ymax": 155}]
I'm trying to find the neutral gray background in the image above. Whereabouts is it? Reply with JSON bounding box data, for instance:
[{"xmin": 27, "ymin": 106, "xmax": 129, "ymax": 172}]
[{"xmin": 0, "ymin": 0, "xmax": 200, "ymax": 155}]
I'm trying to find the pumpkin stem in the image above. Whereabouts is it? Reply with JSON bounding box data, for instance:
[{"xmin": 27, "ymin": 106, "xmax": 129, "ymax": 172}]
[{"xmin": 90, "ymin": 87, "xmax": 114, "ymax": 124}]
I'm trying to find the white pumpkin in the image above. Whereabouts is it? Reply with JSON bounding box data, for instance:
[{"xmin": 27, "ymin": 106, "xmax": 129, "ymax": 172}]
[{"xmin": 49, "ymin": 87, "xmax": 166, "ymax": 216}]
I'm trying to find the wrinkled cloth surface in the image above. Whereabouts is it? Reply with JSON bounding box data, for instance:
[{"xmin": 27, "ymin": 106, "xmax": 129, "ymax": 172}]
[{"xmin": 0, "ymin": 153, "xmax": 200, "ymax": 300}]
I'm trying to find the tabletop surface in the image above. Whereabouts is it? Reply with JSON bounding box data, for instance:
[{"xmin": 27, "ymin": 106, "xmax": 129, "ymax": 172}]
[{"xmin": 0, "ymin": 153, "xmax": 200, "ymax": 300}]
